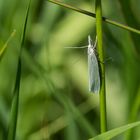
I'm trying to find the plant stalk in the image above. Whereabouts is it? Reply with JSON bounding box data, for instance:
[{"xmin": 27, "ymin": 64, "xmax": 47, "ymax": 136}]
[{"xmin": 95, "ymin": 0, "xmax": 107, "ymax": 133}]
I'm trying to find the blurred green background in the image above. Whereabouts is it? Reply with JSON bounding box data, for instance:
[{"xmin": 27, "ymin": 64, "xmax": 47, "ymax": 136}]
[{"xmin": 0, "ymin": 0, "xmax": 140, "ymax": 140}]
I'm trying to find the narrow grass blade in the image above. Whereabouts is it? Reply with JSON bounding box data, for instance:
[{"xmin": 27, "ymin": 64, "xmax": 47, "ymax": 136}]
[
  {"xmin": 47, "ymin": 0, "xmax": 140, "ymax": 35},
  {"xmin": 125, "ymin": 88, "xmax": 140, "ymax": 140},
  {"xmin": 89, "ymin": 121, "xmax": 140, "ymax": 140},
  {"xmin": 7, "ymin": 1, "xmax": 31, "ymax": 140},
  {"xmin": 0, "ymin": 30, "xmax": 16, "ymax": 61}
]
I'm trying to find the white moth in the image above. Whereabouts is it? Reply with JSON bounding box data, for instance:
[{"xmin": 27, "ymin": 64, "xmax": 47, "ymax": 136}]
[
  {"xmin": 88, "ymin": 36, "xmax": 100, "ymax": 94},
  {"xmin": 65, "ymin": 35, "xmax": 100, "ymax": 93}
]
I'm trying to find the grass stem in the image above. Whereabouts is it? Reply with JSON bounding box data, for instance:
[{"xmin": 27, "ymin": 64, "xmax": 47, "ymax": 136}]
[
  {"xmin": 95, "ymin": 0, "xmax": 107, "ymax": 133},
  {"xmin": 47, "ymin": 0, "xmax": 140, "ymax": 35}
]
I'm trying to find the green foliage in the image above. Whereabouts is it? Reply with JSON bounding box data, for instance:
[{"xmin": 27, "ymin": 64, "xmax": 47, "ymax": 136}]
[
  {"xmin": 0, "ymin": 0, "xmax": 140, "ymax": 140},
  {"xmin": 89, "ymin": 121, "xmax": 140, "ymax": 140}
]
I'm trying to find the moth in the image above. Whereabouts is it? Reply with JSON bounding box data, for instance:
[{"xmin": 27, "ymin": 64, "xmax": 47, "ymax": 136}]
[
  {"xmin": 88, "ymin": 36, "xmax": 100, "ymax": 94},
  {"xmin": 65, "ymin": 35, "xmax": 100, "ymax": 93}
]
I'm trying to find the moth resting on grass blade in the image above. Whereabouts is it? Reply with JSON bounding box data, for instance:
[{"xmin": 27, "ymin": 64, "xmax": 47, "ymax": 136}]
[{"xmin": 65, "ymin": 35, "xmax": 100, "ymax": 94}]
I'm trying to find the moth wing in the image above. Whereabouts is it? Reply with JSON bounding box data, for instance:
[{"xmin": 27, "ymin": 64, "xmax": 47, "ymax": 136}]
[{"xmin": 88, "ymin": 49, "xmax": 100, "ymax": 94}]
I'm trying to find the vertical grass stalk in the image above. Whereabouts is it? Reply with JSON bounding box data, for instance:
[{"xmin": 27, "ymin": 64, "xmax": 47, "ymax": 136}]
[
  {"xmin": 7, "ymin": 1, "xmax": 31, "ymax": 140},
  {"xmin": 95, "ymin": 0, "xmax": 107, "ymax": 133}
]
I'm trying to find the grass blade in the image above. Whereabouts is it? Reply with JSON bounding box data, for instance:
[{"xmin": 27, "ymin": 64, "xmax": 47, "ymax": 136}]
[
  {"xmin": 7, "ymin": 1, "xmax": 31, "ymax": 140},
  {"xmin": 125, "ymin": 88, "xmax": 140, "ymax": 140},
  {"xmin": 0, "ymin": 30, "xmax": 16, "ymax": 61},
  {"xmin": 89, "ymin": 121, "xmax": 140, "ymax": 140},
  {"xmin": 47, "ymin": 0, "xmax": 140, "ymax": 35}
]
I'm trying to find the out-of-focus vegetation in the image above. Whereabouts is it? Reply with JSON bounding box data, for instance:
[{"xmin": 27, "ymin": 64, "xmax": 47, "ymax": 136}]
[{"xmin": 0, "ymin": 0, "xmax": 140, "ymax": 140}]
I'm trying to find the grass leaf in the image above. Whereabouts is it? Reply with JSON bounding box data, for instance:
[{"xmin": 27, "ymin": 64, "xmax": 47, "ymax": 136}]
[
  {"xmin": 0, "ymin": 30, "xmax": 16, "ymax": 61},
  {"xmin": 47, "ymin": 0, "xmax": 140, "ymax": 35},
  {"xmin": 7, "ymin": 1, "xmax": 31, "ymax": 140},
  {"xmin": 89, "ymin": 121, "xmax": 140, "ymax": 140}
]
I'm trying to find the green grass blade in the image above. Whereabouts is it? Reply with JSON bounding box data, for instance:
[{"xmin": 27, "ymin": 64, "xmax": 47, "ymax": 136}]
[
  {"xmin": 89, "ymin": 121, "xmax": 140, "ymax": 140},
  {"xmin": 7, "ymin": 1, "xmax": 31, "ymax": 140},
  {"xmin": 47, "ymin": 0, "xmax": 140, "ymax": 35},
  {"xmin": 95, "ymin": 0, "xmax": 107, "ymax": 133},
  {"xmin": 0, "ymin": 30, "xmax": 16, "ymax": 61},
  {"xmin": 125, "ymin": 88, "xmax": 140, "ymax": 140}
]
